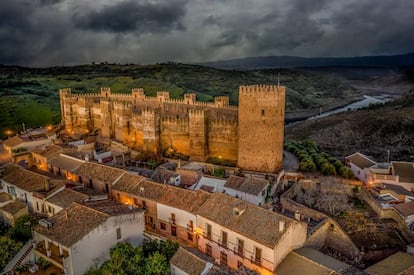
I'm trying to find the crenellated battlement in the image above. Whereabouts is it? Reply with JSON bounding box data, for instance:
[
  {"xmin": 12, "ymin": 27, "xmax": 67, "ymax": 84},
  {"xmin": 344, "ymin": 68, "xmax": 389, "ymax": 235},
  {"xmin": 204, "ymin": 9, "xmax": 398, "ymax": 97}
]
[
  {"xmin": 210, "ymin": 117, "xmax": 238, "ymax": 127},
  {"xmin": 59, "ymin": 84, "xmax": 285, "ymax": 172},
  {"xmin": 239, "ymin": 85, "xmax": 285, "ymax": 97}
]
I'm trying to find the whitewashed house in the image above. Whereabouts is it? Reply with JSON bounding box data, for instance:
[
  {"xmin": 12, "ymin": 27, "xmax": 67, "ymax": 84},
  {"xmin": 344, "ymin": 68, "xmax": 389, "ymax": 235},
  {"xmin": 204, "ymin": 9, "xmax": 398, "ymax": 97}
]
[
  {"xmin": 371, "ymin": 161, "xmax": 414, "ymax": 192},
  {"xmin": 196, "ymin": 192, "xmax": 307, "ymax": 274},
  {"xmin": 33, "ymin": 200, "xmax": 145, "ymax": 275},
  {"xmin": 345, "ymin": 152, "xmax": 376, "ymax": 184},
  {"xmin": 224, "ymin": 175, "xmax": 269, "ymax": 206}
]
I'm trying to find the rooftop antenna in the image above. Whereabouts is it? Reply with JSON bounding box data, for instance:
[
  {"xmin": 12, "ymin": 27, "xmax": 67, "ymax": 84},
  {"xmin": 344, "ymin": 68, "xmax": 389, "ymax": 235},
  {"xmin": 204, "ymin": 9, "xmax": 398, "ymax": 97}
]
[{"xmin": 277, "ymin": 73, "xmax": 280, "ymax": 87}]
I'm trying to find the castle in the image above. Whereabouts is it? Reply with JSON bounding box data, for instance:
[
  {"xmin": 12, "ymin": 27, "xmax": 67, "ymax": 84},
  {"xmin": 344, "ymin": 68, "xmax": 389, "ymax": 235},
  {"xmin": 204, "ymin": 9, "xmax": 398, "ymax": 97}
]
[{"xmin": 59, "ymin": 85, "xmax": 286, "ymax": 173}]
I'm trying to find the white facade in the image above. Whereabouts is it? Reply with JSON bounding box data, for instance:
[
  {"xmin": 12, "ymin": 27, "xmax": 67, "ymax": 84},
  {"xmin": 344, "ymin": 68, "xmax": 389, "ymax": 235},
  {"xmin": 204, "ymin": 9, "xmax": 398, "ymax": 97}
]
[
  {"xmin": 223, "ymin": 185, "xmax": 268, "ymax": 206},
  {"xmin": 196, "ymin": 215, "xmax": 306, "ymax": 273},
  {"xmin": 1, "ymin": 180, "xmax": 34, "ymax": 209},
  {"xmin": 349, "ymin": 163, "xmax": 372, "ymax": 184},
  {"xmin": 34, "ymin": 212, "xmax": 145, "ymax": 275},
  {"xmin": 157, "ymin": 203, "xmax": 196, "ymax": 229}
]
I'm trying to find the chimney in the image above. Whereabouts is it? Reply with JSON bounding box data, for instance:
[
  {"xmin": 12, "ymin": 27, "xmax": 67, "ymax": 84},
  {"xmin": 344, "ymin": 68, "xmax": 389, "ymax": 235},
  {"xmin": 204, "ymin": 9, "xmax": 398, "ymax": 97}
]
[
  {"xmin": 44, "ymin": 178, "xmax": 51, "ymax": 191},
  {"xmin": 279, "ymin": 220, "xmax": 285, "ymax": 232},
  {"xmin": 294, "ymin": 210, "xmax": 301, "ymax": 221}
]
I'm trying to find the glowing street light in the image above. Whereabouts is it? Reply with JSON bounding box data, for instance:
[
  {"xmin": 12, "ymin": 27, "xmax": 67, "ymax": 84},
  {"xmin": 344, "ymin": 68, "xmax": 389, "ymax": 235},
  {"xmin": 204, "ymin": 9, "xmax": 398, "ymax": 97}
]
[{"xmin": 5, "ymin": 130, "xmax": 12, "ymax": 138}]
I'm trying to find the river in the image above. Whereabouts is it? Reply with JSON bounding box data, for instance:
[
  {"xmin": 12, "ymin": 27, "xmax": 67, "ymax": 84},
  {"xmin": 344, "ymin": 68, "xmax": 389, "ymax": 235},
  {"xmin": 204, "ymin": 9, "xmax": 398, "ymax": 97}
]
[{"xmin": 287, "ymin": 94, "xmax": 390, "ymax": 126}]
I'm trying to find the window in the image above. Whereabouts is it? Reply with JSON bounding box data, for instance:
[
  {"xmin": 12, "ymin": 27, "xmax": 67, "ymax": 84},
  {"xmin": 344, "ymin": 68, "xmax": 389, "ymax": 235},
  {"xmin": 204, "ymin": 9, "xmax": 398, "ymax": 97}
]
[
  {"xmin": 171, "ymin": 225, "xmax": 177, "ymax": 236},
  {"xmin": 187, "ymin": 232, "xmax": 193, "ymax": 241},
  {"xmin": 221, "ymin": 231, "xmax": 227, "ymax": 248},
  {"xmin": 254, "ymin": 247, "xmax": 262, "ymax": 265},
  {"xmin": 116, "ymin": 228, "xmax": 121, "ymax": 240},
  {"xmin": 220, "ymin": 251, "xmax": 228, "ymax": 265},
  {"xmin": 160, "ymin": 222, "xmax": 166, "ymax": 230},
  {"xmin": 170, "ymin": 213, "xmax": 176, "ymax": 224},
  {"xmin": 262, "ymin": 189, "xmax": 266, "ymax": 196},
  {"xmin": 261, "ymin": 109, "xmax": 265, "ymax": 116},
  {"xmin": 205, "ymin": 244, "xmax": 212, "ymax": 257},
  {"xmin": 36, "ymin": 202, "xmax": 39, "ymax": 211},
  {"xmin": 237, "ymin": 239, "xmax": 244, "ymax": 257},
  {"xmin": 206, "ymin": 223, "xmax": 212, "ymax": 239},
  {"xmin": 237, "ymin": 260, "xmax": 243, "ymax": 269},
  {"xmin": 142, "ymin": 200, "xmax": 147, "ymax": 209},
  {"xmin": 188, "ymin": 220, "xmax": 194, "ymax": 231}
]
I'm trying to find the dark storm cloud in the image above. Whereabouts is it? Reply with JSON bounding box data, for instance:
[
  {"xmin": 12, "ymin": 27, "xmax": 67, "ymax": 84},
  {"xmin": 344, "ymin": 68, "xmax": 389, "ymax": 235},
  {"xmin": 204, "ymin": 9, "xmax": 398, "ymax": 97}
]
[
  {"xmin": 0, "ymin": 0, "xmax": 413, "ymax": 66},
  {"xmin": 75, "ymin": 0, "xmax": 187, "ymax": 33}
]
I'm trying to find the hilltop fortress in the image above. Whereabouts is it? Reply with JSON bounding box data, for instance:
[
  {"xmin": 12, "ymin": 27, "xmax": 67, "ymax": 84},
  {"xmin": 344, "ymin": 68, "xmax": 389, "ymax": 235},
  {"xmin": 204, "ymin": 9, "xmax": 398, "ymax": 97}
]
[{"xmin": 59, "ymin": 85, "xmax": 285, "ymax": 173}]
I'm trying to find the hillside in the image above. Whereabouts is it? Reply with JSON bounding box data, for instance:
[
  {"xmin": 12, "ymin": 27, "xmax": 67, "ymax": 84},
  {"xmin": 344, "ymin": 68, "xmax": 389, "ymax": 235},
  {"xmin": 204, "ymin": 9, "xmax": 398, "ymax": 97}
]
[
  {"xmin": 285, "ymin": 91, "xmax": 414, "ymax": 162},
  {"xmin": 0, "ymin": 63, "xmax": 359, "ymax": 137},
  {"xmin": 200, "ymin": 53, "xmax": 414, "ymax": 70}
]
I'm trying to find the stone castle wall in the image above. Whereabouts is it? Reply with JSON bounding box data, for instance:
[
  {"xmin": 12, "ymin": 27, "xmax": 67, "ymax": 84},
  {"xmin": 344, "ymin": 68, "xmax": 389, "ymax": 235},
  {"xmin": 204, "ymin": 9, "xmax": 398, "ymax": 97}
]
[{"xmin": 60, "ymin": 85, "xmax": 285, "ymax": 172}]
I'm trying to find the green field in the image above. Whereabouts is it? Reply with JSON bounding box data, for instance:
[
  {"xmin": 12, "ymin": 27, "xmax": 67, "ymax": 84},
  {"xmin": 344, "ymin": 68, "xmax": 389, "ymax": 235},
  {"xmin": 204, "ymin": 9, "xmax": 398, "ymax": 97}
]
[{"xmin": 0, "ymin": 63, "xmax": 359, "ymax": 138}]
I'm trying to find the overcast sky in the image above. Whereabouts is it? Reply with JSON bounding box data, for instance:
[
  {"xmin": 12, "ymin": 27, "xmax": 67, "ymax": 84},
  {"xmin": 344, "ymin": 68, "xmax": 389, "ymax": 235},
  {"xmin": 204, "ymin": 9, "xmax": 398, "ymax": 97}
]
[{"xmin": 1, "ymin": 0, "xmax": 413, "ymax": 67}]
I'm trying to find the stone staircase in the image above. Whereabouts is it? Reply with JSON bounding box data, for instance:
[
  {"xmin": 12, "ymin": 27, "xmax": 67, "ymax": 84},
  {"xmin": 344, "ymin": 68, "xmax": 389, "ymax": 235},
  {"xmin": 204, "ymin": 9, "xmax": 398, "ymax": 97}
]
[{"xmin": 2, "ymin": 240, "xmax": 33, "ymax": 274}]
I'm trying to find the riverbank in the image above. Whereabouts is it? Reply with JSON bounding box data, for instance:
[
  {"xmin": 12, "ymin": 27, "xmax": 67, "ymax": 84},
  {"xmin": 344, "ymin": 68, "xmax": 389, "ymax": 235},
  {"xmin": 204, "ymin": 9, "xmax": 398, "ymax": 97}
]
[{"xmin": 285, "ymin": 94, "xmax": 364, "ymax": 124}]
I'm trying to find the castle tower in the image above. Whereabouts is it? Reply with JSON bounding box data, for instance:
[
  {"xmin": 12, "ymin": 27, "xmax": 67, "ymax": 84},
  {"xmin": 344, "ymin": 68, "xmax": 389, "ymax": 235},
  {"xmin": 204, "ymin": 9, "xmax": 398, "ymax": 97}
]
[
  {"xmin": 189, "ymin": 109, "xmax": 209, "ymax": 161},
  {"xmin": 100, "ymin": 87, "xmax": 111, "ymax": 98},
  {"xmin": 237, "ymin": 85, "xmax": 286, "ymax": 173},
  {"xmin": 142, "ymin": 108, "xmax": 161, "ymax": 154}
]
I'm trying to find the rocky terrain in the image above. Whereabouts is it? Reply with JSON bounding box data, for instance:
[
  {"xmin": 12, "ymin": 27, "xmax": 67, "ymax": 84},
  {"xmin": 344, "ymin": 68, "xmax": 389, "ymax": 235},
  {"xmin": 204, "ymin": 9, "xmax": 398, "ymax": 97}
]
[{"xmin": 286, "ymin": 91, "xmax": 414, "ymax": 162}]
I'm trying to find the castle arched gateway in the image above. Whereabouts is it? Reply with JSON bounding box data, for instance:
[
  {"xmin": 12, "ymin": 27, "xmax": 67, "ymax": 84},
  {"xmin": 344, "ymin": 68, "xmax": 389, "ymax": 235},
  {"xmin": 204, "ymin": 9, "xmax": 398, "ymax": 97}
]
[{"xmin": 59, "ymin": 85, "xmax": 285, "ymax": 173}]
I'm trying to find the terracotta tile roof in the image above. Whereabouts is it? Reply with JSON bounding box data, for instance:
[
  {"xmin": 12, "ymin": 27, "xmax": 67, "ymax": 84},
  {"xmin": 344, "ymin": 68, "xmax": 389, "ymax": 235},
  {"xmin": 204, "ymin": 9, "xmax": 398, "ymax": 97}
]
[
  {"xmin": 73, "ymin": 162, "xmax": 125, "ymax": 184},
  {"xmin": 225, "ymin": 175, "xmax": 268, "ymax": 195},
  {"xmin": 3, "ymin": 136, "xmax": 24, "ymax": 148},
  {"xmin": 34, "ymin": 203, "xmax": 108, "ymax": 247},
  {"xmin": 383, "ymin": 184, "xmax": 414, "ymax": 197},
  {"xmin": 32, "ymin": 145, "xmax": 63, "ymax": 159},
  {"xmin": 170, "ymin": 247, "xmax": 213, "ymax": 274},
  {"xmin": 113, "ymin": 173, "xmax": 168, "ymax": 201},
  {"xmin": 276, "ymin": 247, "xmax": 350, "ymax": 275},
  {"xmin": 346, "ymin": 152, "xmax": 376, "ymax": 169},
  {"xmin": 197, "ymin": 192, "xmax": 299, "ymax": 248},
  {"xmin": 46, "ymin": 189, "xmax": 88, "ymax": 209},
  {"xmin": 79, "ymin": 200, "xmax": 143, "ymax": 216},
  {"xmin": 158, "ymin": 187, "xmax": 211, "ymax": 214},
  {"xmin": 393, "ymin": 201, "xmax": 414, "ymax": 217},
  {"xmin": 392, "ymin": 161, "xmax": 414, "ymax": 183},
  {"xmin": 2, "ymin": 165, "xmax": 51, "ymax": 192},
  {"xmin": 365, "ymin": 252, "xmax": 414, "ymax": 275},
  {"xmin": 48, "ymin": 154, "xmax": 84, "ymax": 172},
  {"xmin": 0, "ymin": 163, "xmax": 20, "ymax": 178},
  {"xmin": 1, "ymin": 200, "xmax": 27, "ymax": 215},
  {"xmin": 0, "ymin": 192, "xmax": 11, "ymax": 203}
]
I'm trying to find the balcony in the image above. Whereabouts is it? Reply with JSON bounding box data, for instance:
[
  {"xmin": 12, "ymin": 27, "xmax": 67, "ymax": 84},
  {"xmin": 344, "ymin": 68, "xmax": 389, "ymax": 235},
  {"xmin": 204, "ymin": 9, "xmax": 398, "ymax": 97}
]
[
  {"xmin": 186, "ymin": 223, "xmax": 194, "ymax": 232},
  {"xmin": 218, "ymin": 239, "xmax": 227, "ymax": 249},
  {"xmin": 34, "ymin": 240, "xmax": 68, "ymax": 269},
  {"xmin": 250, "ymin": 256, "xmax": 262, "ymax": 267},
  {"xmin": 233, "ymin": 246, "xmax": 244, "ymax": 257}
]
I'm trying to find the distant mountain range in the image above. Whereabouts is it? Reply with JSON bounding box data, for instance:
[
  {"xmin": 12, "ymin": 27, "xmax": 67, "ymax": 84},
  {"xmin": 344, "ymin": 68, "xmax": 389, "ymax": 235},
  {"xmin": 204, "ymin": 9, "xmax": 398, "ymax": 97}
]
[{"xmin": 199, "ymin": 53, "xmax": 414, "ymax": 70}]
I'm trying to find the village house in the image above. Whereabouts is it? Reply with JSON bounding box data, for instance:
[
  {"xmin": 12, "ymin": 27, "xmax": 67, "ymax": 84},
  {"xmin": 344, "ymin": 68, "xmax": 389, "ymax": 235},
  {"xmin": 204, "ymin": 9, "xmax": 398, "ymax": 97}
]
[
  {"xmin": 276, "ymin": 247, "xmax": 352, "ymax": 275},
  {"xmin": 170, "ymin": 246, "xmax": 258, "ymax": 275},
  {"xmin": 70, "ymin": 162, "xmax": 126, "ymax": 194},
  {"xmin": 196, "ymin": 192, "xmax": 307, "ymax": 274},
  {"xmin": 3, "ymin": 127, "xmax": 56, "ymax": 154},
  {"xmin": 393, "ymin": 201, "xmax": 414, "ymax": 232},
  {"xmin": 0, "ymin": 164, "xmax": 65, "ymax": 211},
  {"xmin": 43, "ymin": 188, "xmax": 88, "ymax": 217},
  {"xmin": 370, "ymin": 161, "xmax": 414, "ymax": 192},
  {"xmin": 111, "ymin": 173, "xmax": 168, "ymax": 233},
  {"xmin": 364, "ymin": 251, "xmax": 414, "ymax": 274},
  {"xmin": 345, "ymin": 152, "xmax": 376, "ymax": 184},
  {"xmin": 31, "ymin": 144, "xmax": 64, "ymax": 171},
  {"xmin": 156, "ymin": 186, "xmax": 211, "ymax": 246},
  {"xmin": 33, "ymin": 200, "xmax": 145, "ymax": 275},
  {"xmin": 223, "ymin": 175, "xmax": 269, "ymax": 206},
  {"xmin": 0, "ymin": 200, "xmax": 29, "ymax": 227}
]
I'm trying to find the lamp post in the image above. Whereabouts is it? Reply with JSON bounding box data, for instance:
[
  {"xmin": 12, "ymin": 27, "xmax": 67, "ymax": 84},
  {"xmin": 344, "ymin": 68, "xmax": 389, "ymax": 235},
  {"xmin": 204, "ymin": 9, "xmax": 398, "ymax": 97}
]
[{"xmin": 5, "ymin": 130, "xmax": 12, "ymax": 138}]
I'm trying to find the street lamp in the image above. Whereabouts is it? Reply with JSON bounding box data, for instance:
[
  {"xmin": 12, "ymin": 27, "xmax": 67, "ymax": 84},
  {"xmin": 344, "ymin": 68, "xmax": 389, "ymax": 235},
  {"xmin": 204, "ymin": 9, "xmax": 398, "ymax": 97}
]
[{"xmin": 5, "ymin": 130, "xmax": 12, "ymax": 138}]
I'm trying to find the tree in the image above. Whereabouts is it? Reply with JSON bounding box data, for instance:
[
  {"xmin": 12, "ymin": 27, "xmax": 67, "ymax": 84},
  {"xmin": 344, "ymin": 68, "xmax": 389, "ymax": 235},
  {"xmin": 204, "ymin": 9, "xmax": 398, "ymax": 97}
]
[
  {"xmin": 320, "ymin": 162, "xmax": 337, "ymax": 176},
  {"xmin": 0, "ymin": 236, "xmax": 23, "ymax": 270},
  {"xmin": 11, "ymin": 215, "xmax": 37, "ymax": 242},
  {"xmin": 158, "ymin": 240, "xmax": 179, "ymax": 261},
  {"xmin": 144, "ymin": 252, "xmax": 169, "ymax": 275}
]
